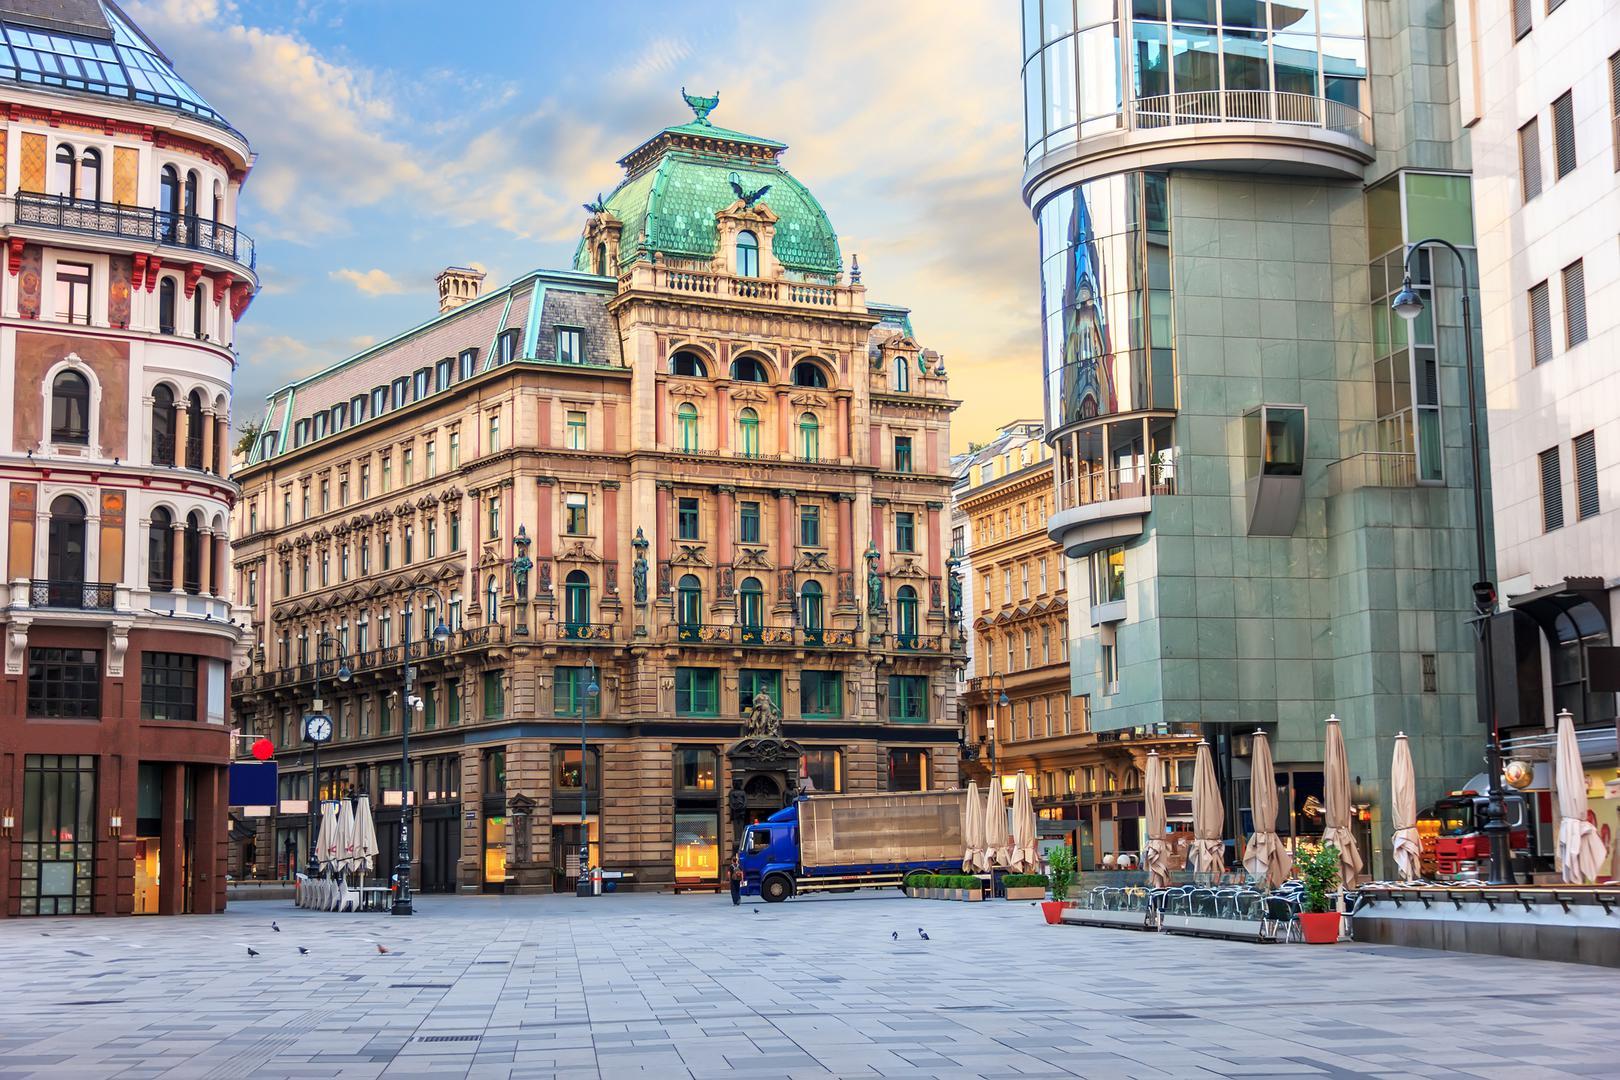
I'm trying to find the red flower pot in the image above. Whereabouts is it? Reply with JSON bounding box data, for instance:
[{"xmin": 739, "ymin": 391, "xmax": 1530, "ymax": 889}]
[
  {"xmin": 1298, "ymin": 910, "xmax": 1342, "ymax": 944},
  {"xmin": 1041, "ymin": 900, "xmax": 1071, "ymax": 925}
]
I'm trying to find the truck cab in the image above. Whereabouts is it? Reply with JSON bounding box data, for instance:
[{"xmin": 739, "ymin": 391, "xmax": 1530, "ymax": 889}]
[{"xmin": 739, "ymin": 803, "xmax": 799, "ymax": 902}]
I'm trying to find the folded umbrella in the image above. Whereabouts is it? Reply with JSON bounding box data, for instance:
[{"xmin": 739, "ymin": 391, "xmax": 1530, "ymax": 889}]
[
  {"xmin": 1143, "ymin": 749, "xmax": 1171, "ymax": 888},
  {"xmin": 1390, "ymin": 732, "xmax": 1422, "ymax": 881},
  {"xmin": 1190, "ymin": 741, "xmax": 1225, "ymax": 875},
  {"xmin": 1556, "ymin": 710, "xmax": 1606, "ymax": 884},
  {"xmin": 1241, "ymin": 729, "xmax": 1292, "ymax": 887},
  {"xmin": 961, "ymin": 781, "xmax": 983, "ymax": 873},
  {"xmin": 1322, "ymin": 715, "xmax": 1364, "ymax": 885}
]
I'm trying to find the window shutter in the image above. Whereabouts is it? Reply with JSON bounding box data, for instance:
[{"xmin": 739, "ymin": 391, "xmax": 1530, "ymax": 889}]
[
  {"xmin": 1562, "ymin": 259, "xmax": 1587, "ymax": 347},
  {"xmin": 1530, "ymin": 281, "xmax": 1553, "ymax": 365},
  {"xmin": 1574, "ymin": 431, "xmax": 1600, "ymax": 520},
  {"xmin": 1518, "ymin": 118, "xmax": 1542, "ymax": 201},
  {"xmin": 1513, "ymin": 0, "xmax": 1533, "ymax": 38},
  {"xmin": 1553, "ymin": 90, "xmax": 1577, "ymax": 178},
  {"xmin": 1610, "ymin": 52, "xmax": 1620, "ymax": 171},
  {"xmin": 1540, "ymin": 446, "xmax": 1565, "ymax": 532}
]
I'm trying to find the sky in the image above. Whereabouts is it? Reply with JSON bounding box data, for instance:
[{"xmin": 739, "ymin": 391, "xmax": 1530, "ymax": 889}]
[{"xmin": 127, "ymin": 0, "xmax": 1043, "ymax": 452}]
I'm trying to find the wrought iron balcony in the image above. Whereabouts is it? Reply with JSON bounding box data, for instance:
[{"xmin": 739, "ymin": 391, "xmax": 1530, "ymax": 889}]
[
  {"xmin": 10, "ymin": 193, "xmax": 257, "ymax": 274},
  {"xmin": 29, "ymin": 579, "xmax": 115, "ymax": 611},
  {"xmin": 887, "ymin": 633, "xmax": 946, "ymax": 653},
  {"xmin": 676, "ymin": 622, "xmax": 736, "ymax": 645},
  {"xmin": 556, "ymin": 621, "xmax": 615, "ymax": 642}
]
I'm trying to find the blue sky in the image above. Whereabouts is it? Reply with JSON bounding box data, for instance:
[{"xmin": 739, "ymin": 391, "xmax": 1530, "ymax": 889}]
[{"xmin": 129, "ymin": 0, "xmax": 1040, "ymax": 450}]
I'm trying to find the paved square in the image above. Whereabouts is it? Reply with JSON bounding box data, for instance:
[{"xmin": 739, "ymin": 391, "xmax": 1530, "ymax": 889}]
[{"xmin": 0, "ymin": 892, "xmax": 1616, "ymax": 1079}]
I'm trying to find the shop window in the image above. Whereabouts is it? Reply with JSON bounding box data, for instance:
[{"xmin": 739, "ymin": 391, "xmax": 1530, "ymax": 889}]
[
  {"xmin": 27, "ymin": 648, "xmax": 100, "ymax": 719},
  {"xmin": 676, "ymin": 748, "xmax": 719, "ymax": 793},
  {"xmin": 887, "ymin": 748, "xmax": 929, "ymax": 791},
  {"xmin": 674, "ymin": 811, "xmax": 719, "ymax": 882},
  {"xmin": 801, "ymin": 748, "xmax": 843, "ymax": 792}
]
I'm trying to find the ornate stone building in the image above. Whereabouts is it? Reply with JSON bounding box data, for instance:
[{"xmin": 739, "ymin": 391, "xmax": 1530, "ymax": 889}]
[
  {"xmin": 231, "ymin": 93, "xmax": 961, "ymax": 893},
  {"xmin": 0, "ymin": 1, "xmax": 256, "ymax": 916}
]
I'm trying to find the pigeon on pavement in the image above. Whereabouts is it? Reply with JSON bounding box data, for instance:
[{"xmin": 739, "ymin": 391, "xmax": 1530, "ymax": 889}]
[
  {"xmin": 918, "ymin": 929, "xmax": 930, "ymax": 941},
  {"xmin": 271, "ymin": 922, "xmax": 280, "ymax": 932},
  {"xmin": 376, "ymin": 943, "xmax": 390, "ymax": 954},
  {"xmin": 298, "ymin": 947, "xmax": 309, "ymax": 955},
  {"xmin": 891, "ymin": 931, "xmax": 898, "ymax": 940},
  {"xmin": 246, "ymin": 947, "xmax": 260, "ymax": 957}
]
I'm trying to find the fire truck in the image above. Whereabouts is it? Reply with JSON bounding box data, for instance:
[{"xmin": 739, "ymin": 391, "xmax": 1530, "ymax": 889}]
[{"xmin": 1419, "ymin": 764, "xmax": 1553, "ymax": 881}]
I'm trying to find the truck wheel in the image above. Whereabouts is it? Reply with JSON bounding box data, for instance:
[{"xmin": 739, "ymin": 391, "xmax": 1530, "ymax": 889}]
[{"xmin": 761, "ymin": 874, "xmax": 793, "ymax": 903}]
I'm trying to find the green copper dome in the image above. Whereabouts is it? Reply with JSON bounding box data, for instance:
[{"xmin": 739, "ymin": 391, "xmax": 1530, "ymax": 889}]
[{"xmin": 574, "ymin": 91, "xmax": 843, "ymax": 279}]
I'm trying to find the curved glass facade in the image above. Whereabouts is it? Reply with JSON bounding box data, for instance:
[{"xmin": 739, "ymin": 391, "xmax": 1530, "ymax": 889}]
[{"xmin": 1022, "ymin": 0, "xmax": 1369, "ymax": 165}]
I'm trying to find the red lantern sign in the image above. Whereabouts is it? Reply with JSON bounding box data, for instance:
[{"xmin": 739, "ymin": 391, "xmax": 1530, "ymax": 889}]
[{"xmin": 251, "ymin": 737, "xmax": 275, "ymax": 761}]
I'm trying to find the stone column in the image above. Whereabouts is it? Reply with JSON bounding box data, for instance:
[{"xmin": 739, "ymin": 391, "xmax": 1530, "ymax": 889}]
[
  {"xmin": 199, "ymin": 528, "xmax": 213, "ymax": 597},
  {"xmin": 174, "ymin": 404, "xmax": 190, "ymax": 468},
  {"xmin": 654, "ymin": 380, "xmax": 668, "ymax": 447},
  {"xmin": 775, "ymin": 488, "xmax": 795, "ymax": 612},
  {"xmin": 715, "ymin": 485, "xmax": 735, "ymax": 606},
  {"xmin": 602, "ymin": 481, "xmax": 620, "ymax": 603},
  {"xmin": 775, "ymin": 390, "xmax": 790, "ymax": 456},
  {"xmin": 213, "ymin": 534, "xmax": 228, "ymax": 596},
  {"xmin": 199, "ymin": 410, "xmax": 215, "ymax": 474},
  {"xmin": 716, "ymin": 385, "xmax": 730, "ymax": 452},
  {"xmin": 870, "ymin": 499, "xmax": 886, "ymax": 556},
  {"xmin": 926, "ymin": 503, "xmax": 942, "ymax": 579},
  {"xmin": 836, "ymin": 396, "xmax": 850, "ymax": 460},
  {"xmin": 215, "ymin": 416, "xmax": 230, "ymax": 473},
  {"xmin": 655, "ymin": 481, "xmax": 673, "ymax": 600},
  {"xmin": 836, "ymin": 492, "xmax": 856, "ymax": 610},
  {"xmin": 159, "ymin": 764, "xmax": 185, "ymax": 915},
  {"xmin": 170, "ymin": 522, "xmax": 185, "ymax": 592}
]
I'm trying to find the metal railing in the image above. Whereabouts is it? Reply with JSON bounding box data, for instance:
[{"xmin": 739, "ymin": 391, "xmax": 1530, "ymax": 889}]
[
  {"xmin": 10, "ymin": 193, "xmax": 257, "ymax": 273},
  {"xmin": 185, "ymin": 435, "xmax": 205, "ymax": 470},
  {"xmin": 1327, "ymin": 451, "xmax": 1420, "ymax": 494},
  {"xmin": 151, "ymin": 433, "xmax": 176, "ymax": 466},
  {"xmin": 887, "ymin": 633, "xmax": 946, "ymax": 654},
  {"xmin": 1131, "ymin": 90, "xmax": 1372, "ymax": 144},
  {"xmin": 556, "ymin": 621, "xmax": 615, "ymax": 642},
  {"xmin": 233, "ymin": 626, "xmax": 503, "ymax": 693},
  {"xmin": 1056, "ymin": 466, "xmax": 1177, "ymax": 513},
  {"xmin": 29, "ymin": 579, "xmax": 114, "ymax": 610}
]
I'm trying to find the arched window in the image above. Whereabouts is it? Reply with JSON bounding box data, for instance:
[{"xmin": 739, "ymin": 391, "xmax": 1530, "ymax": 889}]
[
  {"xmin": 158, "ymin": 277, "xmax": 177, "ymax": 335},
  {"xmin": 739, "ymin": 577, "xmax": 764, "ymax": 629},
  {"xmin": 737, "ymin": 407, "xmax": 760, "ymax": 458},
  {"xmin": 800, "ymin": 580, "xmax": 824, "ymax": 633},
  {"xmin": 594, "ymin": 242, "xmax": 608, "ymax": 276},
  {"xmin": 79, "ymin": 148, "xmax": 100, "ymax": 201},
  {"xmin": 798, "ymin": 412, "xmax": 820, "ymax": 461},
  {"xmin": 51, "ymin": 370, "xmax": 91, "ymax": 444},
  {"xmin": 736, "ymin": 230, "xmax": 759, "ymax": 277},
  {"xmin": 893, "ymin": 355, "xmax": 911, "ymax": 392},
  {"xmin": 677, "ymin": 402, "xmax": 700, "ymax": 452},
  {"xmin": 183, "ymin": 170, "xmax": 199, "ymax": 218},
  {"xmin": 193, "ymin": 286, "xmax": 206, "ymax": 338},
  {"xmin": 182, "ymin": 511, "xmax": 203, "ymax": 595},
  {"xmin": 895, "ymin": 585, "xmax": 919, "ymax": 640},
  {"xmin": 565, "ymin": 569, "xmax": 592, "ymax": 630},
  {"xmin": 486, "ymin": 575, "xmax": 500, "ymax": 621},
  {"xmin": 47, "ymin": 496, "xmax": 87, "ymax": 592},
  {"xmin": 53, "ymin": 143, "xmax": 75, "ymax": 197},
  {"xmin": 677, "ymin": 574, "xmax": 703, "ymax": 631},
  {"xmin": 148, "ymin": 507, "xmax": 174, "ymax": 590},
  {"xmin": 669, "ymin": 350, "xmax": 708, "ymax": 377},
  {"xmin": 791, "ymin": 360, "xmax": 828, "ymax": 388},
  {"xmin": 159, "ymin": 165, "xmax": 180, "ymax": 240},
  {"xmin": 151, "ymin": 384, "xmax": 175, "ymax": 464},
  {"xmin": 730, "ymin": 356, "xmax": 768, "ymax": 382},
  {"xmin": 185, "ymin": 391, "xmax": 204, "ymax": 468}
]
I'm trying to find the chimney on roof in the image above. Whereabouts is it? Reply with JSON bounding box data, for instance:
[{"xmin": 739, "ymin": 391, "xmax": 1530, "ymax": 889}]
[{"xmin": 436, "ymin": 266, "xmax": 485, "ymax": 314}]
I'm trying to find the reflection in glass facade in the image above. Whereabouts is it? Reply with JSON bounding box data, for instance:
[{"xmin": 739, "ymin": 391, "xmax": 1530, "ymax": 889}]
[{"xmin": 1022, "ymin": 0, "xmax": 1369, "ymax": 163}]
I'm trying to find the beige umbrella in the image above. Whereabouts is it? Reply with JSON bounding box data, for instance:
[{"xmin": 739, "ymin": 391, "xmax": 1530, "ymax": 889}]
[
  {"xmin": 1556, "ymin": 710, "xmax": 1606, "ymax": 884},
  {"xmin": 1390, "ymin": 732, "xmax": 1422, "ymax": 881},
  {"xmin": 1143, "ymin": 749, "xmax": 1171, "ymax": 888},
  {"xmin": 334, "ymin": 797, "xmax": 358, "ymax": 874},
  {"xmin": 1190, "ymin": 740, "xmax": 1225, "ymax": 875},
  {"xmin": 352, "ymin": 794, "xmax": 380, "ymax": 877},
  {"xmin": 1322, "ymin": 714, "xmax": 1364, "ymax": 885},
  {"xmin": 961, "ymin": 781, "xmax": 983, "ymax": 873},
  {"xmin": 1010, "ymin": 773, "xmax": 1039, "ymax": 872},
  {"xmin": 316, "ymin": 799, "xmax": 341, "ymax": 872},
  {"xmin": 1241, "ymin": 730, "xmax": 1292, "ymax": 887},
  {"xmin": 981, "ymin": 779, "xmax": 1007, "ymax": 870}
]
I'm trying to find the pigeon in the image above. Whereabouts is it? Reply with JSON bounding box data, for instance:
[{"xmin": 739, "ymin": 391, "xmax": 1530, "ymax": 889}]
[
  {"xmin": 247, "ymin": 947, "xmax": 260, "ymax": 957},
  {"xmin": 376, "ymin": 943, "xmax": 390, "ymax": 955},
  {"xmin": 297, "ymin": 947, "xmax": 309, "ymax": 955},
  {"xmin": 271, "ymin": 922, "xmax": 280, "ymax": 932},
  {"xmin": 891, "ymin": 931, "xmax": 898, "ymax": 941},
  {"xmin": 751, "ymin": 910, "xmax": 758, "ymax": 915},
  {"xmin": 918, "ymin": 929, "xmax": 929, "ymax": 941}
]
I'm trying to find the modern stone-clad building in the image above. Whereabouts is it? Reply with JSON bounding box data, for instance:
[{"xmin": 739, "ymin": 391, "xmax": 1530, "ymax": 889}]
[
  {"xmin": 230, "ymin": 95, "xmax": 962, "ymax": 893},
  {"xmin": 0, "ymin": 0, "xmax": 257, "ymax": 916},
  {"xmin": 1018, "ymin": 0, "xmax": 1489, "ymax": 874}
]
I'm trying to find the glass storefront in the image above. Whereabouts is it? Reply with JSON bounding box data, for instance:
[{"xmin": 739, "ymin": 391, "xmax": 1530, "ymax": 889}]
[
  {"xmin": 674, "ymin": 811, "xmax": 720, "ymax": 881},
  {"xmin": 20, "ymin": 754, "xmax": 96, "ymax": 915}
]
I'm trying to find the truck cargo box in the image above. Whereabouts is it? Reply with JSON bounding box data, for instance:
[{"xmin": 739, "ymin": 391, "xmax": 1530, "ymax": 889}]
[{"xmin": 798, "ymin": 790, "xmax": 966, "ymax": 872}]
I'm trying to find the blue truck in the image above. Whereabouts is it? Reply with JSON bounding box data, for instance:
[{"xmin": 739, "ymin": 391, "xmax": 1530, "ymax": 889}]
[{"xmin": 740, "ymin": 790, "xmax": 968, "ymax": 902}]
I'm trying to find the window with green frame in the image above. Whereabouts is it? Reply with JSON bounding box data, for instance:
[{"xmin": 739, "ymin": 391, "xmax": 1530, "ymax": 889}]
[
  {"xmin": 423, "ymin": 684, "xmax": 437, "ymax": 729},
  {"xmin": 888, "ymin": 674, "xmax": 928, "ymax": 722},
  {"xmin": 482, "ymin": 670, "xmax": 505, "ymax": 720},
  {"xmin": 801, "ymin": 670, "xmax": 843, "ymax": 718},
  {"xmin": 739, "ymin": 669, "xmax": 781, "ymax": 715},
  {"xmin": 554, "ymin": 666, "xmax": 601, "ymax": 717},
  {"xmin": 678, "ymin": 497, "xmax": 700, "ymax": 540},
  {"xmin": 738, "ymin": 407, "xmax": 760, "ymax": 457},
  {"xmin": 798, "ymin": 412, "xmax": 820, "ymax": 460},
  {"xmin": 894, "ymin": 435, "xmax": 913, "ymax": 472},
  {"xmin": 799, "ymin": 504, "xmax": 821, "ymax": 547},
  {"xmin": 677, "ymin": 402, "xmax": 700, "ymax": 451},
  {"xmin": 895, "ymin": 511, "xmax": 916, "ymax": 552},
  {"xmin": 675, "ymin": 667, "xmax": 719, "ymax": 716},
  {"xmin": 739, "ymin": 501, "xmax": 761, "ymax": 543},
  {"xmin": 447, "ymin": 679, "xmax": 460, "ymax": 726}
]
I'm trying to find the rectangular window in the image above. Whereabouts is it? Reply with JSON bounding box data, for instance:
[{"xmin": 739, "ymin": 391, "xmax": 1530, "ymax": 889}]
[
  {"xmin": 1003, "ymin": 569, "xmax": 1012, "ymax": 604},
  {"xmin": 801, "ymin": 748, "xmax": 842, "ymax": 792},
  {"xmin": 556, "ymin": 327, "xmax": 583, "ymax": 364},
  {"xmin": 565, "ymin": 492, "xmax": 589, "ymax": 535},
  {"xmin": 482, "ymin": 670, "xmax": 505, "ymax": 719},
  {"xmin": 422, "ymin": 684, "xmax": 437, "ymax": 729},
  {"xmin": 1553, "ymin": 89, "xmax": 1577, "ymax": 178},
  {"xmin": 678, "ymin": 497, "xmax": 700, "ymax": 540},
  {"xmin": 1021, "ymin": 564, "xmax": 1030, "ymax": 598},
  {"xmin": 1512, "ymin": 0, "xmax": 1531, "ymax": 38},
  {"xmin": 402, "ymin": 449, "xmax": 414, "ymax": 484},
  {"xmin": 801, "ymin": 670, "xmax": 843, "ymax": 718},
  {"xmin": 886, "ymin": 748, "xmax": 929, "ymax": 791},
  {"xmin": 425, "ymin": 520, "xmax": 436, "ymax": 558},
  {"xmin": 28, "ymin": 647, "xmax": 100, "ymax": 718},
  {"xmin": 1562, "ymin": 259, "xmax": 1587, "ymax": 347},
  {"xmin": 675, "ymin": 667, "xmax": 719, "ymax": 716},
  {"xmin": 888, "ymin": 674, "xmax": 928, "ymax": 722},
  {"xmin": 739, "ymin": 501, "xmax": 761, "ymax": 544},
  {"xmin": 894, "ymin": 436, "xmax": 913, "ymax": 473},
  {"xmin": 54, "ymin": 261, "xmax": 92, "ymax": 324},
  {"xmin": 1530, "ymin": 281, "xmax": 1553, "ymax": 365},
  {"xmin": 382, "ymin": 457, "xmax": 393, "ymax": 493},
  {"xmin": 497, "ymin": 330, "xmax": 517, "ymax": 364},
  {"xmin": 1092, "ymin": 545, "xmax": 1126, "ymax": 603},
  {"xmin": 739, "ymin": 669, "xmax": 782, "ymax": 715},
  {"xmin": 459, "ymin": 349, "xmax": 477, "ymax": 381},
  {"xmin": 319, "ymin": 479, "xmax": 330, "ymax": 513},
  {"xmin": 1101, "ymin": 642, "xmax": 1120, "ymax": 694},
  {"xmin": 449, "ymin": 432, "xmax": 461, "ymax": 468},
  {"xmin": 435, "ymin": 358, "xmax": 452, "ymax": 391},
  {"xmin": 676, "ymin": 748, "xmax": 719, "ymax": 793},
  {"xmin": 426, "ymin": 441, "xmax": 437, "ymax": 478},
  {"xmin": 450, "ymin": 512, "xmax": 461, "ymax": 551},
  {"xmin": 894, "ymin": 511, "xmax": 915, "ymax": 552},
  {"xmin": 1519, "ymin": 118, "xmax": 1542, "ymax": 201},
  {"xmin": 488, "ymin": 495, "xmax": 501, "ymax": 539},
  {"xmin": 359, "ymin": 466, "xmax": 370, "ymax": 499},
  {"xmin": 566, "ymin": 410, "xmax": 587, "ymax": 450},
  {"xmin": 489, "ymin": 412, "xmax": 501, "ymax": 453},
  {"xmin": 140, "ymin": 653, "xmax": 197, "ymax": 721},
  {"xmin": 447, "ymin": 678, "xmax": 461, "ymax": 725},
  {"xmin": 554, "ymin": 666, "xmax": 601, "ymax": 717},
  {"xmin": 1611, "ymin": 51, "xmax": 1620, "ymax": 171},
  {"xmin": 1541, "ymin": 446, "xmax": 1565, "ymax": 532},
  {"xmin": 799, "ymin": 504, "xmax": 821, "ymax": 547},
  {"xmin": 1574, "ymin": 430, "xmax": 1600, "ymax": 520},
  {"xmin": 1039, "ymin": 558, "xmax": 1048, "ymax": 594}
]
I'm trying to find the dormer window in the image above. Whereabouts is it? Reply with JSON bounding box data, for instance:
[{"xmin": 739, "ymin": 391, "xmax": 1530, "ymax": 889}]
[
  {"xmin": 595, "ymin": 242, "xmax": 608, "ymax": 276},
  {"xmin": 736, "ymin": 230, "xmax": 760, "ymax": 277},
  {"xmin": 293, "ymin": 419, "xmax": 310, "ymax": 448},
  {"xmin": 391, "ymin": 377, "xmax": 409, "ymax": 409},
  {"xmin": 259, "ymin": 433, "xmax": 277, "ymax": 458},
  {"xmin": 371, "ymin": 386, "xmax": 387, "ymax": 415},
  {"xmin": 893, "ymin": 355, "xmax": 911, "ymax": 392},
  {"xmin": 350, "ymin": 394, "xmax": 367, "ymax": 423},
  {"xmin": 556, "ymin": 327, "xmax": 583, "ymax": 364},
  {"xmin": 435, "ymin": 358, "xmax": 452, "ymax": 390},
  {"xmin": 313, "ymin": 412, "xmax": 328, "ymax": 439},
  {"xmin": 413, "ymin": 367, "xmax": 431, "ymax": 398},
  {"xmin": 331, "ymin": 403, "xmax": 347, "ymax": 431},
  {"xmin": 496, "ymin": 329, "xmax": 518, "ymax": 365},
  {"xmin": 459, "ymin": 348, "xmax": 478, "ymax": 380}
]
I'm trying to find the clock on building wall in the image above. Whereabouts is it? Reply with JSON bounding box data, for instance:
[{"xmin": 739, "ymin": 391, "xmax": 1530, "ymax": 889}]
[{"xmin": 303, "ymin": 713, "xmax": 333, "ymax": 744}]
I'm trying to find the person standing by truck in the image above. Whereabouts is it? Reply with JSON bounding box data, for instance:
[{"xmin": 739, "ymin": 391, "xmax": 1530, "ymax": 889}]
[{"xmin": 729, "ymin": 854, "xmax": 744, "ymax": 906}]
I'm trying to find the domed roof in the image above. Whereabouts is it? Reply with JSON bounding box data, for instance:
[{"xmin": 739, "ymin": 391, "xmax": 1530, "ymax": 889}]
[
  {"xmin": 0, "ymin": 0, "xmax": 236, "ymax": 134},
  {"xmin": 575, "ymin": 91, "xmax": 842, "ymax": 279}
]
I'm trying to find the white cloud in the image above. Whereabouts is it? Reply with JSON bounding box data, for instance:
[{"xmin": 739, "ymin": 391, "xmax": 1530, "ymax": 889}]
[{"xmin": 331, "ymin": 267, "xmax": 409, "ymax": 296}]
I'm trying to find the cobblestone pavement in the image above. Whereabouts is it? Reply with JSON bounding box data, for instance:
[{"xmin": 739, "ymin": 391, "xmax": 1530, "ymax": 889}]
[{"xmin": 0, "ymin": 891, "xmax": 1617, "ymax": 1079}]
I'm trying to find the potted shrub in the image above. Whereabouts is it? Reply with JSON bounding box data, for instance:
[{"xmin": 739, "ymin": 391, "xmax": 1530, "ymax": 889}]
[
  {"xmin": 1002, "ymin": 873, "xmax": 1049, "ymax": 901},
  {"xmin": 1296, "ymin": 842, "xmax": 1343, "ymax": 944},
  {"xmin": 1042, "ymin": 846, "xmax": 1076, "ymax": 924}
]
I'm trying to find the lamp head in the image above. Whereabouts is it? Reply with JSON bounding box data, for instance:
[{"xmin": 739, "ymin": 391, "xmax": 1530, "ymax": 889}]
[
  {"xmin": 586, "ymin": 679, "xmax": 600, "ymax": 698},
  {"xmin": 336, "ymin": 662, "xmax": 352, "ymax": 684},
  {"xmin": 431, "ymin": 620, "xmax": 451, "ymax": 644},
  {"xmin": 1391, "ymin": 275, "xmax": 1424, "ymax": 321},
  {"xmin": 998, "ymin": 690, "xmax": 1010, "ymax": 707}
]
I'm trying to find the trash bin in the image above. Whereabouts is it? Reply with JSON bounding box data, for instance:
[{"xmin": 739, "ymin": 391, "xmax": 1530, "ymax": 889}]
[{"xmin": 591, "ymin": 867, "xmax": 604, "ymax": 896}]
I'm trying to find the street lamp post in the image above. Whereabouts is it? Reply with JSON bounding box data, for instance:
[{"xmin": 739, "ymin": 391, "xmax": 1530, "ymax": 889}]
[
  {"xmin": 985, "ymin": 671, "xmax": 1010, "ymax": 776},
  {"xmin": 1391, "ymin": 239, "xmax": 1513, "ymax": 885},
  {"xmin": 576, "ymin": 661, "xmax": 600, "ymax": 897},
  {"xmin": 394, "ymin": 591, "xmax": 452, "ymax": 916},
  {"xmin": 305, "ymin": 633, "xmax": 351, "ymax": 879}
]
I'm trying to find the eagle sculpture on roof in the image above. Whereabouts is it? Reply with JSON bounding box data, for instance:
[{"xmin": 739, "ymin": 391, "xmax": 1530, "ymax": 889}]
[{"xmin": 728, "ymin": 172, "xmax": 771, "ymax": 208}]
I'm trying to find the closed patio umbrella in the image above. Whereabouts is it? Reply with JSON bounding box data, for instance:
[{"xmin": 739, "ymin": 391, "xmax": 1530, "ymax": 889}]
[
  {"xmin": 1322, "ymin": 714, "xmax": 1364, "ymax": 885},
  {"xmin": 316, "ymin": 799, "xmax": 341, "ymax": 872},
  {"xmin": 1190, "ymin": 740, "xmax": 1225, "ymax": 875},
  {"xmin": 1390, "ymin": 732, "xmax": 1422, "ymax": 881},
  {"xmin": 1010, "ymin": 773, "xmax": 1038, "ymax": 873},
  {"xmin": 1242, "ymin": 730, "xmax": 1292, "ymax": 887},
  {"xmin": 1556, "ymin": 709, "xmax": 1606, "ymax": 884},
  {"xmin": 962, "ymin": 781, "xmax": 983, "ymax": 873},
  {"xmin": 334, "ymin": 797, "xmax": 358, "ymax": 874},
  {"xmin": 352, "ymin": 794, "xmax": 380, "ymax": 877},
  {"xmin": 982, "ymin": 779, "xmax": 1007, "ymax": 870},
  {"xmin": 1143, "ymin": 749, "xmax": 1171, "ymax": 888}
]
